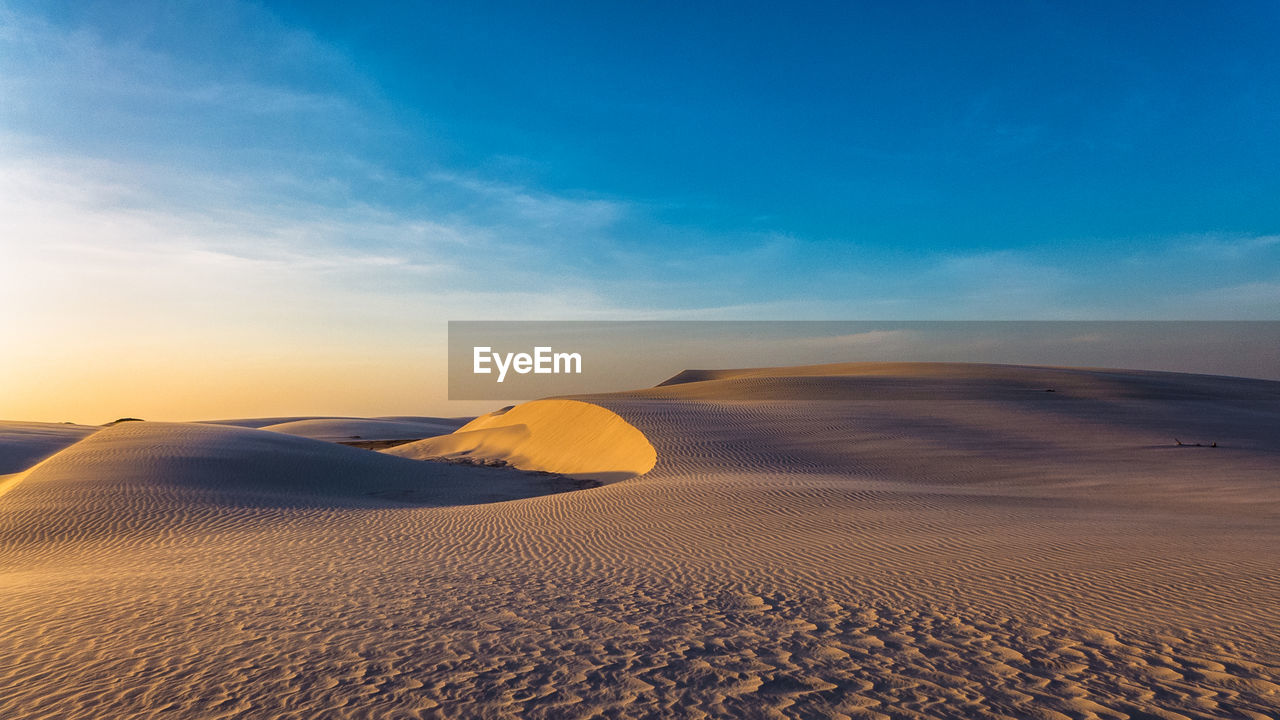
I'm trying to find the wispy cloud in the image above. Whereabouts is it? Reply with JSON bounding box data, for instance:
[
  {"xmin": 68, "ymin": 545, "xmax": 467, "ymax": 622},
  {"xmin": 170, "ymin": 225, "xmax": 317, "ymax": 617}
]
[
  {"xmin": 2, "ymin": 1, "xmax": 1277, "ymax": 422},
  {"xmin": 0, "ymin": 153, "xmax": 636, "ymax": 329},
  {"xmin": 1176, "ymin": 232, "xmax": 1280, "ymax": 260}
]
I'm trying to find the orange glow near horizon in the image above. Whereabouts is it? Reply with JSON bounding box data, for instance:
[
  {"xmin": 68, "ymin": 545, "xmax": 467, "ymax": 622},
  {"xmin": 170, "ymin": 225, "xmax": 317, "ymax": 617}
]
[{"xmin": 1, "ymin": 346, "xmax": 501, "ymax": 425}]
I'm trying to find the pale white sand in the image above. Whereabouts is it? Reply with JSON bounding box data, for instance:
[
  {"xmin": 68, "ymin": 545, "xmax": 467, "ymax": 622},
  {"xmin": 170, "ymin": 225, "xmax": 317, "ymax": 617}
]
[{"xmin": 2, "ymin": 363, "xmax": 1278, "ymax": 719}]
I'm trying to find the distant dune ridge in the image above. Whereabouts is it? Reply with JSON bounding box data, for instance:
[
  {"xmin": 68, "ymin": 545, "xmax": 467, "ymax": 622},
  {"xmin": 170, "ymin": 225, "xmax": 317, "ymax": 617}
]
[
  {"xmin": 2, "ymin": 362, "xmax": 1279, "ymax": 719},
  {"xmin": 259, "ymin": 416, "xmax": 467, "ymax": 442},
  {"xmin": 0, "ymin": 420, "xmax": 99, "ymax": 476},
  {"xmin": 204, "ymin": 415, "xmax": 469, "ymax": 436}
]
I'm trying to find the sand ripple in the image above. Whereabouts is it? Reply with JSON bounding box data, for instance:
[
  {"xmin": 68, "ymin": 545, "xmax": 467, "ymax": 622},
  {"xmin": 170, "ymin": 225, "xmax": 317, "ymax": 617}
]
[{"xmin": 2, "ymin": 363, "xmax": 1278, "ymax": 718}]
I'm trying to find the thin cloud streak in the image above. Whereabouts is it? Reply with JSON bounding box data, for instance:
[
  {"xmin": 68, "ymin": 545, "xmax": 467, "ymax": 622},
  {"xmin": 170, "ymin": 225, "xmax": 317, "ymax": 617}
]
[{"xmin": 2, "ymin": 2, "xmax": 1276, "ymax": 421}]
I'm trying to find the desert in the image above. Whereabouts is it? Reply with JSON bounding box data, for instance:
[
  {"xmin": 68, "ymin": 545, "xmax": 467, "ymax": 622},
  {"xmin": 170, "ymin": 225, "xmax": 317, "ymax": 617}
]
[
  {"xmin": 7, "ymin": 3, "xmax": 1279, "ymax": 718},
  {"xmin": 2, "ymin": 362, "xmax": 1278, "ymax": 719}
]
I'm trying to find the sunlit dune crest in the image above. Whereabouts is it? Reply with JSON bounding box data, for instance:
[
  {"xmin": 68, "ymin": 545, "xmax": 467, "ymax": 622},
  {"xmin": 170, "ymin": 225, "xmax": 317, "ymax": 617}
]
[{"xmin": 386, "ymin": 398, "xmax": 658, "ymax": 481}]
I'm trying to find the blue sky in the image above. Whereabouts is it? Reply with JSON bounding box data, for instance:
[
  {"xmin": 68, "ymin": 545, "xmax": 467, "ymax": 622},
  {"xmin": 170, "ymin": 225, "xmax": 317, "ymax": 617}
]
[
  {"xmin": 2, "ymin": 1, "xmax": 1278, "ymax": 419},
  {"xmin": 5, "ymin": 0, "xmax": 1280, "ymax": 316}
]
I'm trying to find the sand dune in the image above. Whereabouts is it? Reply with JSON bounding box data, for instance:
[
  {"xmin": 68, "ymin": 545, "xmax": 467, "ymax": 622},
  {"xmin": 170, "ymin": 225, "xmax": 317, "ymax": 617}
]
[
  {"xmin": 201, "ymin": 415, "xmax": 337, "ymax": 428},
  {"xmin": 260, "ymin": 416, "xmax": 466, "ymax": 442},
  {"xmin": 386, "ymin": 398, "xmax": 657, "ymax": 480},
  {"xmin": 0, "ymin": 420, "xmax": 99, "ymax": 475},
  {"xmin": 0, "ymin": 421, "xmax": 590, "ymax": 554},
  {"xmin": 3, "ymin": 363, "xmax": 1279, "ymax": 719},
  {"xmin": 204, "ymin": 415, "xmax": 471, "ymax": 430}
]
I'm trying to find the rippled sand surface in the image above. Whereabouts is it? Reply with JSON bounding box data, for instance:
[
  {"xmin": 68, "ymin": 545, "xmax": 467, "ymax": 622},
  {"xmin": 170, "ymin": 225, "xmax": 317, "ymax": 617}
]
[{"xmin": 3, "ymin": 363, "xmax": 1278, "ymax": 719}]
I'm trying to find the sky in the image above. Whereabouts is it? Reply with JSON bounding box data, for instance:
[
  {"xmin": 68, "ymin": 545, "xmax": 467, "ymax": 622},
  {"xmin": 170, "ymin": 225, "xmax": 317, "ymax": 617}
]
[{"xmin": 2, "ymin": 1, "xmax": 1278, "ymax": 422}]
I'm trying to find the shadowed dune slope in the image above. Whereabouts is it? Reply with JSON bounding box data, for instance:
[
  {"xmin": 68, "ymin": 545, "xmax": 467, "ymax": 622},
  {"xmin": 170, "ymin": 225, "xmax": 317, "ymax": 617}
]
[
  {"xmin": 208, "ymin": 415, "xmax": 473, "ymax": 430},
  {"xmin": 0, "ymin": 421, "xmax": 588, "ymax": 551},
  {"xmin": 0, "ymin": 421, "xmax": 99, "ymax": 475},
  {"xmin": 633, "ymin": 361, "xmax": 1280, "ymax": 453},
  {"xmin": 261, "ymin": 417, "xmax": 465, "ymax": 442},
  {"xmin": 385, "ymin": 399, "xmax": 657, "ymax": 481},
  {"xmin": 201, "ymin": 416, "xmax": 340, "ymax": 428},
  {"xmin": 576, "ymin": 364, "xmax": 1280, "ymax": 526},
  {"xmin": 655, "ymin": 360, "xmax": 1280, "ymax": 403}
]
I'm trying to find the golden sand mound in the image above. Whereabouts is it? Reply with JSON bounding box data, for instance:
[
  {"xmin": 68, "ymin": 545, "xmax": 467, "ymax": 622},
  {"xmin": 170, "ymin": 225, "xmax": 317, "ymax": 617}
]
[{"xmin": 385, "ymin": 398, "xmax": 657, "ymax": 481}]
